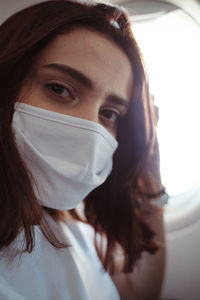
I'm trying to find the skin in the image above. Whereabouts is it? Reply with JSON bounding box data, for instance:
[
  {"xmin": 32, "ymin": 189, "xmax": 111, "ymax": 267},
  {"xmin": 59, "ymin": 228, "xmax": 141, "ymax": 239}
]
[{"xmin": 19, "ymin": 28, "xmax": 134, "ymax": 138}]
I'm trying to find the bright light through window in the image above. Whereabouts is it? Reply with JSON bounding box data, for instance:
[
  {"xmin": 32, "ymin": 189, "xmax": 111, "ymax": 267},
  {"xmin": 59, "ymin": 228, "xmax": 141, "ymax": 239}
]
[{"xmin": 132, "ymin": 10, "xmax": 200, "ymax": 197}]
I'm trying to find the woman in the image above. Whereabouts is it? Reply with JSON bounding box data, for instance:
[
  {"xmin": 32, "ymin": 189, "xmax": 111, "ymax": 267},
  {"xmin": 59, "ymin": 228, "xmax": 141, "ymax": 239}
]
[{"xmin": 0, "ymin": 1, "xmax": 166, "ymax": 299}]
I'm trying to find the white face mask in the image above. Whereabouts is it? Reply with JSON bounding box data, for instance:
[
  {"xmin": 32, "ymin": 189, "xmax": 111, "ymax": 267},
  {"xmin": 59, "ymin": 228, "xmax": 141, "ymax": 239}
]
[{"xmin": 11, "ymin": 103, "xmax": 118, "ymax": 210}]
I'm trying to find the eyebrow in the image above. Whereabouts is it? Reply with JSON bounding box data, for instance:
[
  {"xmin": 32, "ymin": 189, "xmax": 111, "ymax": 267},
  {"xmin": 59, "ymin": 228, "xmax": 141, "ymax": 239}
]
[{"xmin": 43, "ymin": 63, "xmax": 129, "ymax": 111}]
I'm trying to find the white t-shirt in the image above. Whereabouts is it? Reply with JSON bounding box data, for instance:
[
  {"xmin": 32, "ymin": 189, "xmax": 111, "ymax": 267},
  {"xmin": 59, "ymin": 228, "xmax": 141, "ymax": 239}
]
[{"xmin": 0, "ymin": 216, "xmax": 120, "ymax": 300}]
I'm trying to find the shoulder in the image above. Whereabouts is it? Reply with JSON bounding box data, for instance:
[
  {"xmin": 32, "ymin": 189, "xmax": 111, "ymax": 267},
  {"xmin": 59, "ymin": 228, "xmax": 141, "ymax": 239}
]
[{"xmin": 0, "ymin": 274, "xmax": 26, "ymax": 300}]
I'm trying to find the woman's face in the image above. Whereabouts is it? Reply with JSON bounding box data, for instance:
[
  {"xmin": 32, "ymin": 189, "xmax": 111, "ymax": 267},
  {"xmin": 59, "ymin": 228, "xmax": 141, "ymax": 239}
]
[{"xmin": 19, "ymin": 28, "xmax": 133, "ymax": 137}]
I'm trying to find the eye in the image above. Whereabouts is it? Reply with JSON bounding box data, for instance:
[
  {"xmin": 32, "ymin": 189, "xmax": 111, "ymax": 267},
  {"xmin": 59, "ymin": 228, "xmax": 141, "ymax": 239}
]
[
  {"xmin": 45, "ymin": 83, "xmax": 75, "ymax": 100},
  {"xmin": 100, "ymin": 109, "xmax": 120, "ymax": 123}
]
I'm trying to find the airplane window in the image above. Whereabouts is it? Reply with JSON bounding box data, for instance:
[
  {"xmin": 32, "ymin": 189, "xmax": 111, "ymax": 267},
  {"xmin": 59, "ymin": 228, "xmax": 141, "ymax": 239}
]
[{"xmin": 132, "ymin": 9, "xmax": 200, "ymax": 200}]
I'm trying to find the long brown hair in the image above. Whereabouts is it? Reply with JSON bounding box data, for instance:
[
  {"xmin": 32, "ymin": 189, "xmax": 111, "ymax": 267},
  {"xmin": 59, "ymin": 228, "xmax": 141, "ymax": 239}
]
[{"xmin": 0, "ymin": 0, "xmax": 162, "ymax": 273}]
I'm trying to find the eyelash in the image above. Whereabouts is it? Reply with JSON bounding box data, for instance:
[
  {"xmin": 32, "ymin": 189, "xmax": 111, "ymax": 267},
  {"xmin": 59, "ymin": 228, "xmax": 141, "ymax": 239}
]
[
  {"xmin": 45, "ymin": 82, "xmax": 121, "ymax": 125},
  {"xmin": 45, "ymin": 82, "xmax": 76, "ymax": 100},
  {"xmin": 99, "ymin": 109, "xmax": 120, "ymax": 124}
]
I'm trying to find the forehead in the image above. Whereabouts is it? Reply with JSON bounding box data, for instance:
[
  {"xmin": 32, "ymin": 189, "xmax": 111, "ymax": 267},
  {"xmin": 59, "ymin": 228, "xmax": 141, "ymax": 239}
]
[{"xmin": 35, "ymin": 28, "xmax": 133, "ymax": 101}]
